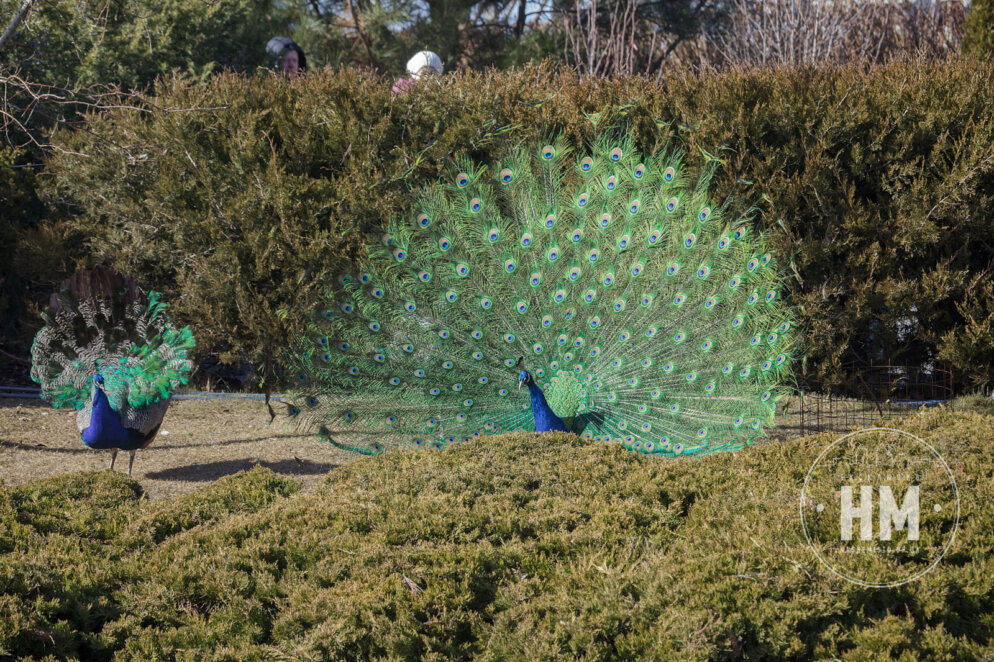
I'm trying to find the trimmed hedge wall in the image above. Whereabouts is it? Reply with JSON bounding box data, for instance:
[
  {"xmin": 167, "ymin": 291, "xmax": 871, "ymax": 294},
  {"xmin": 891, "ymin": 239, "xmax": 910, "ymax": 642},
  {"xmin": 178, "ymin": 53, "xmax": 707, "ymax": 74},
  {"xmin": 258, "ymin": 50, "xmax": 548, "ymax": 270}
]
[{"xmin": 41, "ymin": 59, "xmax": 994, "ymax": 390}]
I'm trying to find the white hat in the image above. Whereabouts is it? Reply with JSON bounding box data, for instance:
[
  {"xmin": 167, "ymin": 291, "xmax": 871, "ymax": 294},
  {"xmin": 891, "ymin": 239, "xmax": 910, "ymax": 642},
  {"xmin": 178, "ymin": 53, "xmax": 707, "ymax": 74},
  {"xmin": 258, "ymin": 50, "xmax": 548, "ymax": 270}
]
[{"xmin": 406, "ymin": 51, "xmax": 443, "ymax": 78}]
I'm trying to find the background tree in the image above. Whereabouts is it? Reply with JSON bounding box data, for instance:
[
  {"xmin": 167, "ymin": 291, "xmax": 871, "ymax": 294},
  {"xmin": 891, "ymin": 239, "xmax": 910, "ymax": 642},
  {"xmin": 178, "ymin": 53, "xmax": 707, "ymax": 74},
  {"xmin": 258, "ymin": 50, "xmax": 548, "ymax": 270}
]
[{"xmin": 964, "ymin": 0, "xmax": 994, "ymax": 57}]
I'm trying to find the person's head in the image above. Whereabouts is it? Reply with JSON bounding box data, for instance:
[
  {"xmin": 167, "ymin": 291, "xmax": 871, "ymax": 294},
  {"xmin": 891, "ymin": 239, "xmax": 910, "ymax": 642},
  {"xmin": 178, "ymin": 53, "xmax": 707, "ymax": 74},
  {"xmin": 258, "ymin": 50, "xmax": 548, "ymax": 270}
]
[
  {"xmin": 266, "ymin": 37, "xmax": 307, "ymax": 77},
  {"xmin": 406, "ymin": 51, "xmax": 443, "ymax": 80}
]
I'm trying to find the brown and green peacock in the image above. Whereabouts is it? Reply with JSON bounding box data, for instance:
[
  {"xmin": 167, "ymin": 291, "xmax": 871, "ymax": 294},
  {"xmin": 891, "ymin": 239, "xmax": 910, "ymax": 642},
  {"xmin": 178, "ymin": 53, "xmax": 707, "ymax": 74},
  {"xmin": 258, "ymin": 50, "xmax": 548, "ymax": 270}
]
[
  {"xmin": 30, "ymin": 266, "xmax": 195, "ymax": 475},
  {"xmin": 288, "ymin": 132, "xmax": 797, "ymax": 456}
]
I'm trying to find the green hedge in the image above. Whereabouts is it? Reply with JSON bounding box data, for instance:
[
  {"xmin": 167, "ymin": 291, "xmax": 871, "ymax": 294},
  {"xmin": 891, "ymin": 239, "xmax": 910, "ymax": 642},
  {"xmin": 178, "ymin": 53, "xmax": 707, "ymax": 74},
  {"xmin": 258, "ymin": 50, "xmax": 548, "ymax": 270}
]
[
  {"xmin": 1, "ymin": 410, "xmax": 992, "ymax": 658},
  {"xmin": 41, "ymin": 59, "xmax": 994, "ymax": 390}
]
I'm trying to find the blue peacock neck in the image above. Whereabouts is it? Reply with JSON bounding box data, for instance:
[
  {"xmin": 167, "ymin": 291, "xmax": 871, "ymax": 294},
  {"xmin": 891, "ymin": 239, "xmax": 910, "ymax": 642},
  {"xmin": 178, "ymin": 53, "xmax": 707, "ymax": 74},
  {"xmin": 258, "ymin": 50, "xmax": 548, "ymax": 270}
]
[
  {"xmin": 527, "ymin": 382, "xmax": 568, "ymax": 433},
  {"xmin": 81, "ymin": 384, "xmax": 130, "ymax": 449}
]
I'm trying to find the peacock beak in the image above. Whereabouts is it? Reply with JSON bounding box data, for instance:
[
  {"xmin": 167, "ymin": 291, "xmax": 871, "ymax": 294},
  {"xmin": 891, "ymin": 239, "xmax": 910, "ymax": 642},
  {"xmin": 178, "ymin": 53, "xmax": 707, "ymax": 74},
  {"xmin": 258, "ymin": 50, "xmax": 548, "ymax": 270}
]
[{"xmin": 518, "ymin": 378, "xmax": 524, "ymax": 390}]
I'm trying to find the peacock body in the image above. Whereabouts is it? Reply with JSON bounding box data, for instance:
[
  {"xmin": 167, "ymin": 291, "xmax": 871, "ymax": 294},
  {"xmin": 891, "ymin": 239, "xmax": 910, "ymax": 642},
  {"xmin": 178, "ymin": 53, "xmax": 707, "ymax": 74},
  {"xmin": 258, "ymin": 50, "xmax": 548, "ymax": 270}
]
[
  {"xmin": 289, "ymin": 133, "xmax": 797, "ymax": 456},
  {"xmin": 30, "ymin": 266, "xmax": 195, "ymax": 475}
]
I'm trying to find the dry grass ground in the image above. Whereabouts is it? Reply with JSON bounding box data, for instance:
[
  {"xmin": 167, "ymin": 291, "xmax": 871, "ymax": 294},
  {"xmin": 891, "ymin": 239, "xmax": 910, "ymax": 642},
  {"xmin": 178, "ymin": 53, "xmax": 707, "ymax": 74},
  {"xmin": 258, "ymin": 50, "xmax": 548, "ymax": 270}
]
[{"xmin": 0, "ymin": 397, "xmax": 358, "ymax": 500}]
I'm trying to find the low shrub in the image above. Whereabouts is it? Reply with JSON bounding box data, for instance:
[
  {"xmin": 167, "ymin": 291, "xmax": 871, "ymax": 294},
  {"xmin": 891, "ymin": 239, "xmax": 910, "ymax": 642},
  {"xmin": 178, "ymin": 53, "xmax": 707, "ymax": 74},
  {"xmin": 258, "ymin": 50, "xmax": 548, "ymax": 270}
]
[{"xmin": 1, "ymin": 411, "xmax": 991, "ymax": 659}]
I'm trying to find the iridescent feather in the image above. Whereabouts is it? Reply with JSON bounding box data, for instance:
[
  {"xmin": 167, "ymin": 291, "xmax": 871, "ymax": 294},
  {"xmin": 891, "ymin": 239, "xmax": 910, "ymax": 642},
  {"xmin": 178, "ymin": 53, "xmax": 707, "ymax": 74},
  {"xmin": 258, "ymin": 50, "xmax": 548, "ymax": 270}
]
[
  {"xmin": 289, "ymin": 133, "xmax": 797, "ymax": 456},
  {"xmin": 30, "ymin": 266, "xmax": 194, "ymax": 474}
]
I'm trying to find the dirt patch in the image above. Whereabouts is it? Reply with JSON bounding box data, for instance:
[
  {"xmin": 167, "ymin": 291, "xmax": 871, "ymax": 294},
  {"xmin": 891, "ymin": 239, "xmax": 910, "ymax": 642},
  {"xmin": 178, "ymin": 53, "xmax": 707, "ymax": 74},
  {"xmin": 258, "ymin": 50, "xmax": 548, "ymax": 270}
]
[{"xmin": 0, "ymin": 398, "xmax": 358, "ymax": 500}]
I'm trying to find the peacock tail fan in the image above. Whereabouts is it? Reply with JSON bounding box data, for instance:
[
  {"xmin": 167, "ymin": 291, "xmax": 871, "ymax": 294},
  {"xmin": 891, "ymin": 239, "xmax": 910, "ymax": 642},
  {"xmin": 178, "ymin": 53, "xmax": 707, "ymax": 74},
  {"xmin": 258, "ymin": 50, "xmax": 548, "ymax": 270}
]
[
  {"xmin": 288, "ymin": 133, "xmax": 798, "ymax": 456},
  {"xmin": 30, "ymin": 266, "xmax": 195, "ymax": 412}
]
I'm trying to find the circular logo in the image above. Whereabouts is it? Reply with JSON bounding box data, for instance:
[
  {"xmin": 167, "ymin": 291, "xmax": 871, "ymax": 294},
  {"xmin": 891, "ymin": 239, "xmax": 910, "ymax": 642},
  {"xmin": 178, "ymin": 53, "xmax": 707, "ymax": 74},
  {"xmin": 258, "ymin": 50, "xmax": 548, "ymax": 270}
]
[{"xmin": 800, "ymin": 427, "xmax": 959, "ymax": 587}]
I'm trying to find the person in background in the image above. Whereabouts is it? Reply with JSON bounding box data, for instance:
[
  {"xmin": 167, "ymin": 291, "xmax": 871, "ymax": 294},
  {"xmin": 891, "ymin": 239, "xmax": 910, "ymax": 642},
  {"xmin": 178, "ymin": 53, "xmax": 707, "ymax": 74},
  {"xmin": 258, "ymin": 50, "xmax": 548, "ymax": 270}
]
[
  {"xmin": 392, "ymin": 51, "xmax": 444, "ymax": 95},
  {"xmin": 266, "ymin": 37, "xmax": 307, "ymax": 77}
]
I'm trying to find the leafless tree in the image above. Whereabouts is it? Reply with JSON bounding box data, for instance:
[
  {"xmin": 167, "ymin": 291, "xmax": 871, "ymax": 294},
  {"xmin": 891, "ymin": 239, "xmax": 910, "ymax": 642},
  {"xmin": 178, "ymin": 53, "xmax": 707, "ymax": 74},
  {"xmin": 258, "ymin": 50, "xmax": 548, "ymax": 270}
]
[
  {"xmin": 692, "ymin": 0, "xmax": 966, "ymax": 69},
  {"xmin": 566, "ymin": 0, "xmax": 642, "ymax": 77},
  {"xmin": 561, "ymin": 0, "xmax": 966, "ymax": 76}
]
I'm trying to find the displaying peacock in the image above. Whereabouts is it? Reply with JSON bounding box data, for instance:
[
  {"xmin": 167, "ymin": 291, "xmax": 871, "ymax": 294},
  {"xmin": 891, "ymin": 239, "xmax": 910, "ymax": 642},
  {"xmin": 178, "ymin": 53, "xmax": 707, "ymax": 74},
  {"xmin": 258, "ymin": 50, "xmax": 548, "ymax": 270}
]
[
  {"xmin": 288, "ymin": 132, "xmax": 797, "ymax": 456},
  {"xmin": 30, "ymin": 266, "xmax": 195, "ymax": 475}
]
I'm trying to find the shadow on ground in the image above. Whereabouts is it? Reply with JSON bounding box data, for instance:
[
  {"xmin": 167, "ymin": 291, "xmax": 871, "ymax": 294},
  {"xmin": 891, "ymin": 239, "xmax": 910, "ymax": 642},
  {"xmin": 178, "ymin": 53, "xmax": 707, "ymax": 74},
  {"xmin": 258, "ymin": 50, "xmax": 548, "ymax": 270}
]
[
  {"xmin": 146, "ymin": 458, "xmax": 338, "ymax": 482},
  {"xmin": 0, "ymin": 433, "xmax": 311, "ymax": 454}
]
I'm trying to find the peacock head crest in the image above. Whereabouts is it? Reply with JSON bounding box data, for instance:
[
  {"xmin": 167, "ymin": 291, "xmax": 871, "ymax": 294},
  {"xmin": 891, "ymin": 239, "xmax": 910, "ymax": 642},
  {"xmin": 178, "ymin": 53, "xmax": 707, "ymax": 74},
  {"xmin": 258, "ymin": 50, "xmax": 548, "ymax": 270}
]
[{"xmin": 518, "ymin": 369, "xmax": 533, "ymax": 390}]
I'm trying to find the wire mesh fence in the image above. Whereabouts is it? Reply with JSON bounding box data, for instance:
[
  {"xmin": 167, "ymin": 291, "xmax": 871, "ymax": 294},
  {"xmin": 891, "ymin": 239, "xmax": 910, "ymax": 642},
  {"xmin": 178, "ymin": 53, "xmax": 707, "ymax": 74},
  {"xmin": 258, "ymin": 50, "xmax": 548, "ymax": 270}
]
[{"xmin": 772, "ymin": 363, "xmax": 956, "ymax": 438}]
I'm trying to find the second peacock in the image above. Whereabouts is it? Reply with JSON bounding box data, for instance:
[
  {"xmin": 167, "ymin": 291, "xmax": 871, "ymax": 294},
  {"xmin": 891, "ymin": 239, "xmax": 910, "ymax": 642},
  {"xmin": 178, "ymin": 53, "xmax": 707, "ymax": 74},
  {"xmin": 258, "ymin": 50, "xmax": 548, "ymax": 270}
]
[
  {"xmin": 289, "ymin": 132, "xmax": 798, "ymax": 456},
  {"xmin": 30, "ymin": 266, "xmax": 195, "ymax": 475}
]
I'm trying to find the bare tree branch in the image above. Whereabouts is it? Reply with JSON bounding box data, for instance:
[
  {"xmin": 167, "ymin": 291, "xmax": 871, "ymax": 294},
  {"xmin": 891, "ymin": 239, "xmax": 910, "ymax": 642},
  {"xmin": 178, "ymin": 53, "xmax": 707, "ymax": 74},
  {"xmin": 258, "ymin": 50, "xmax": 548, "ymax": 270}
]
[{"xmin": 0, "ymin": 0, "xmax": 34, "ymax": 53}]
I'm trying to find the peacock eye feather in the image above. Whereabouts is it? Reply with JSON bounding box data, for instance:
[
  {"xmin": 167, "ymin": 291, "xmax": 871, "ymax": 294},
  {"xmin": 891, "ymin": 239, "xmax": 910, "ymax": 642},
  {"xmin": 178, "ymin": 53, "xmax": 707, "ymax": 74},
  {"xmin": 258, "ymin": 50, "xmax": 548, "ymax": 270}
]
[{"xmin": 281, "ymin": 134, "xmax": 796, "ymax": 458}]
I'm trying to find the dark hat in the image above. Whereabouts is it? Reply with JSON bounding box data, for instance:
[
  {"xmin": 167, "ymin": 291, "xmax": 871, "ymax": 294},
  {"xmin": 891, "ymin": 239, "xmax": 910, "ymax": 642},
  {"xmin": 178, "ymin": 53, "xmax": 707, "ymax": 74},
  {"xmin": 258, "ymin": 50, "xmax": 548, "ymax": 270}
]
[{"xmin": 266, "ymin": 37, "xmax": 307, "ymax": 72}]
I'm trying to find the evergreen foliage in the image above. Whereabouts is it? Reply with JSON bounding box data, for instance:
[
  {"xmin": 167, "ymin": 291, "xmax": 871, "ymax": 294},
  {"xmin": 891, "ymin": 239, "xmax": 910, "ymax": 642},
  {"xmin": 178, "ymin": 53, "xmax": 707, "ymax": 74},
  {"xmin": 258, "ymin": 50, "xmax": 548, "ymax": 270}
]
[
  {"xmin": 0, "ymin": 147, "xmax": 52, "ymax": 364},
  {"xmin": 964, "ymin": 0, "xmax": 994, "ymax": 57},
  {"xmin": 39, "ymin": 60, "xmax": 994, "ymax": 391},
  {"xmin": 0, "ymin": 0, "xmax": 297, "ymax": 88},
  {"xmin": 0, "ymin": 410, "xmax": 991, "ymax": 658}
]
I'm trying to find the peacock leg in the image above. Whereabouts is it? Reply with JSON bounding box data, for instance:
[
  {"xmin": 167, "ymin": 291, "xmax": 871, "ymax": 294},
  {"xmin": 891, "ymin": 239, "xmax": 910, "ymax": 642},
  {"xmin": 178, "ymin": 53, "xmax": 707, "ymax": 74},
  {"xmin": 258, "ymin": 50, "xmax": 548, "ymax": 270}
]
[
  {"xmin": 127, "ymin": 450, "xmax": 137, "ymax": 477},
  {"xmin": 109, "ymin": 449, "xmax": 118, "ymax": 470}
]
